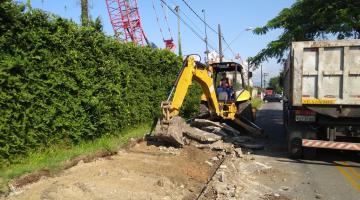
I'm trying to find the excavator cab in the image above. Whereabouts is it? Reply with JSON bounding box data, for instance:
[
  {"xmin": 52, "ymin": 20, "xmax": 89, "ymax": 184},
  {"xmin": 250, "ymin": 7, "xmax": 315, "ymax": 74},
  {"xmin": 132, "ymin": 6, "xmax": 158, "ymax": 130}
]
[
  {"xmin": 212, "ymin": 62, "xmax": 247, "ymax": 102},
  {"xmin": 198, "ymin": 62, "xmax": 252, "ymax": 121}
]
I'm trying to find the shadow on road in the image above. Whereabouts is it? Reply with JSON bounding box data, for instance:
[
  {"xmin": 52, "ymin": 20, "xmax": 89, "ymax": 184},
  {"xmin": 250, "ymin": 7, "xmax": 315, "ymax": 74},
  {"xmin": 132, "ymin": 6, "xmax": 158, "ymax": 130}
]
[{"xmin": 252, "ymin": 102, "xmax": 360, "ymax": 166}]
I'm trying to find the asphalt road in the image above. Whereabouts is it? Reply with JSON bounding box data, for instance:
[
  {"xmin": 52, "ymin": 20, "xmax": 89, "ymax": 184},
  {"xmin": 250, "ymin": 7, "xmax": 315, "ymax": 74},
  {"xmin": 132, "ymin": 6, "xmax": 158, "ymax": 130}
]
[{"xmin": 254, "ymin": 102, "xmax": 360, "ymax": 200}]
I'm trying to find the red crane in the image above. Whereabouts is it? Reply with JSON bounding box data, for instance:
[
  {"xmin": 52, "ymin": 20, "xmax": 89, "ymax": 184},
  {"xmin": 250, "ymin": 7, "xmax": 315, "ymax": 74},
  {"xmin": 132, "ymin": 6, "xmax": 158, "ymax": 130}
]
[
  {"xmin": 105, "ymin": 0, "xmax": 148, "ymax": 46},
  {"xmin": 105, "ymin": 0, "xmax": 175, "ymax": 50}
]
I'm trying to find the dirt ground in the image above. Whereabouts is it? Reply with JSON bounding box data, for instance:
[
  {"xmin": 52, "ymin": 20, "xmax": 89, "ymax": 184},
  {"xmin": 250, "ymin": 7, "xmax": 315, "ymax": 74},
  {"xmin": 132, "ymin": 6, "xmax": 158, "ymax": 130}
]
[
  {"xmin": 2, "ymin": 138, "xmax": 296, "ymax": 200},
  {"xmin": 4, "ymin": 141, "xmax": 218, "ymax": 200}
]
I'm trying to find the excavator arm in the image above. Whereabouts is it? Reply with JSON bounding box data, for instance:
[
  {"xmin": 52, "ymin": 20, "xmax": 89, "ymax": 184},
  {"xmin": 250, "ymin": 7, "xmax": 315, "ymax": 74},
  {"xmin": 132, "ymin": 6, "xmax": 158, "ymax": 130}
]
[
  {"xmin": 154, "ymin": 56, "xmax": 220, "ymax": 145},
  {"xmin": 163, "ymin": 56, "xmax": 219, "ymax": 120}
]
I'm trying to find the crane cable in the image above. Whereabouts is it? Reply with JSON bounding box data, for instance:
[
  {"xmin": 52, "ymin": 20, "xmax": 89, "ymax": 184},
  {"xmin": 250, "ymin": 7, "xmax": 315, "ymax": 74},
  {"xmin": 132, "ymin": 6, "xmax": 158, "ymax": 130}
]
[
  {"xmin": 159, "ymin": 0, "xmax": 174, "ymax": 39},
  {"xmin": 151, "ymin": 0, "xmax": 166, "ymax": 41},
  {"xmin": 159, "ymin": 0, "xmax": 219, "ymax": 53}
]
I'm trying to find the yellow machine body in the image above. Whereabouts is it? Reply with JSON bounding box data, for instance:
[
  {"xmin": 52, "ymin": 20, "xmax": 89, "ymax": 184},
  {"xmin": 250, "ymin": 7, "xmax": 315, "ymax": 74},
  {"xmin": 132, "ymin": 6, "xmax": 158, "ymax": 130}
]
[{"xmin": 154, "ymin": 56, "xmax": 261, "ymax": 146}]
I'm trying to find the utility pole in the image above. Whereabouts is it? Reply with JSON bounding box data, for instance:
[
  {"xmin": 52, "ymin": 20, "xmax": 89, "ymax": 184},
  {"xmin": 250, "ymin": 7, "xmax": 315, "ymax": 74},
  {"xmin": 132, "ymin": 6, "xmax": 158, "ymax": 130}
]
[
  {"xmin": 263, "ymin": 73, "xmax": 269, "ymax": 88},
  {"xmin": 26, "ymin": 0, "xmax": 32, "ymax": 10},
  {"xmin": 218, "ymin": 24, "xmax": 223, "ymax": 62},
  {"xmin": 260, "ymin": 65, "xmax": 263, "ymax": 89},
  {"xmin": 175, "ymin": 6, "xmax": 182, "ymax": 57},
  {"xmin": 81, "ymin": 0, "xmax": 89, "ymax": 26},
  {"xmin": 202, "ymin": 9, "xmax": 209, "ymax": 63}
]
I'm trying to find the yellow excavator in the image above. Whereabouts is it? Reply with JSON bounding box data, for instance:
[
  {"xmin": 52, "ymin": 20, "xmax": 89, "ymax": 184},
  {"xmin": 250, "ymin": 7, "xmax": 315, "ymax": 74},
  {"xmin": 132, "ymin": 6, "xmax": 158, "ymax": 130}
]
[{"xmin": 154, "ymin": 55, "xmax": 262, "ymax": 146}]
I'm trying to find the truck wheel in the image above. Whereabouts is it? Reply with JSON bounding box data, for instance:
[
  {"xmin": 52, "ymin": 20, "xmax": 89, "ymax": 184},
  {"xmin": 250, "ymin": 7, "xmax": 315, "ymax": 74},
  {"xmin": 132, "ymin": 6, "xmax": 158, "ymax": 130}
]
[
  {"xmin": 288, "ymin": 137, "xmax": 302, "ymax": 159},
  {"xmin": 303, "ymin": 147, "xmax": 317, "ymax": 159}
]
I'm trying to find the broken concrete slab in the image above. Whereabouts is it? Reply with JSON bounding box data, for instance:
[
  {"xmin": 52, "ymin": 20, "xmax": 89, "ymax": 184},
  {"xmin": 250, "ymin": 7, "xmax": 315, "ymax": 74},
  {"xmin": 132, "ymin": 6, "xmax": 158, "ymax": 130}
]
[
  {"xmin": 213, "ymin": 182, "xmax": 228, "ymax": 195},
  {"xmin": 232, "ymin": 136, "xmax": 253, "ymax": 143},
  {"xmin": 194, "ymin": 140, "xmax": 234, "ymax": 153},
  {"xmin": 234, "ymin": 148, "xmax": 243, "ymax": 158},
  {"xmin": 205, "ymin": 160, "xmax": 213, "ymax": 166},
  {"xmin": 200, "ymin": 126, "xmax": 228, "ymax": 137},
  {"xmin": 209, "ymin": 140, "xmax": 234, "ymax": 153},
  {"xmin": 184, "ymin": 127, "xmax": 222, "ymax": 143},
  {"xmin": 211, "ymin": 156, "xmax": 219, "ymax": 161},
  {"xmin": 219, "ymin": 171, "xmax": 225, "ymax": 182},
  {"xmin": 200, "ymin": 126, "xmax": 222, "ymax": 132},
  {"xmin": 190, "ymin": 119, "xmax": 223, "ymax": 128},
  {"xmin": 237, "ymin": 143, "xmax": 264, "ymax": 150},
  {"xmin": 221, "ymin": 123, "xmax": 241, "ymax": 136}
]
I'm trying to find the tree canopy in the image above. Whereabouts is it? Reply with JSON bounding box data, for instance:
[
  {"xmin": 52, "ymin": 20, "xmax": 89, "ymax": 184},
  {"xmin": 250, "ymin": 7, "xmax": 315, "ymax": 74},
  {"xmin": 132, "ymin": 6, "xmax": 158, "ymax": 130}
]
[
  {"xmin": 248, "ymin": 0, "xmax": 360, "ymax": 67},
  {"xmin": 268, "ymin": 75, "xmax": 283, "ymax": 94}
]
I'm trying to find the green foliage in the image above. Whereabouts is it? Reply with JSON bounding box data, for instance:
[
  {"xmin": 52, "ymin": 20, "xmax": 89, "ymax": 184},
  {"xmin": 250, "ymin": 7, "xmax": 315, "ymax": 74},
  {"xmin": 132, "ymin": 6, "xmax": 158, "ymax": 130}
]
[
  {"xmin": 0, "ymin": 1, "xmax": 199, "ymax": 165},
  {"xmin": 268, "ymin": 73, "xmax": 283, "ymax": 94},
  {"xmin": 179, "ymin": 82, "xmax": 202, "ymax": 119},
  {"xmin": 251, "ymin": 97, "xmax": 263, "ymax": 110},
  {"xmin": 248, "ymin": 0, "xmax": 360, "ymax": 66}
]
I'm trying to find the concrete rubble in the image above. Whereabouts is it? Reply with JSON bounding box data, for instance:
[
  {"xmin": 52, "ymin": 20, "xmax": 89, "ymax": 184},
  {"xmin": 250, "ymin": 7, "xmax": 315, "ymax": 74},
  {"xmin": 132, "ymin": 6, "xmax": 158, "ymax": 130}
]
[
  {"xmin": 197, "ymin": 156, "xmax": 281, "ymax": 200},
  {"xmin": 184, "ymin": 127, "xmax": 222, "ymax": 142},
  {"xmin": 181, "ymin": 119, "xmax": 264, "ymax": 152},
  {"xmin": 158, "ymin": 146, "xmax": 180, "ymax": 155}
]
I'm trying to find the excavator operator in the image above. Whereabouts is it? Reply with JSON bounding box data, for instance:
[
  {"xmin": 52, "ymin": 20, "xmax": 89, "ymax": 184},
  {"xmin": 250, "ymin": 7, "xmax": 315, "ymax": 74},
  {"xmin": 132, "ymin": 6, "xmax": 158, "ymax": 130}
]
[{"xmin": 218, "ymin": 72, "xmax": 233, "ymax": 100}]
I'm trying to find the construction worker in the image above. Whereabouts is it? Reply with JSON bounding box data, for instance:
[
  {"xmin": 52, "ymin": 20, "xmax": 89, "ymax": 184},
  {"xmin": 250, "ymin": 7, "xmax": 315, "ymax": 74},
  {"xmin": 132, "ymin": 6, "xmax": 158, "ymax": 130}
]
[{"xmin": 217, "ymin": 73, "xmax": 233, "ymax": 100}]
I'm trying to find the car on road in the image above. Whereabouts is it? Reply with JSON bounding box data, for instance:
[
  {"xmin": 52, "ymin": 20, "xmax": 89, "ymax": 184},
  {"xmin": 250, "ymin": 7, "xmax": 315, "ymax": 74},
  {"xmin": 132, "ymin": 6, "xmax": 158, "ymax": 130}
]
[{"xmin": 263, "ymin": 94, "xmax": 283, "ymax": 103}]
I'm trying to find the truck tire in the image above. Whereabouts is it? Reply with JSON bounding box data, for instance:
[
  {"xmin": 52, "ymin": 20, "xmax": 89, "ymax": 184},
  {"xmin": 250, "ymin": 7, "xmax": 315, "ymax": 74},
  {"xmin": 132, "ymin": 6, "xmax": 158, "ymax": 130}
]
[{"xmin": 288, "ymin": 137, "xmax": 302, "ymax": 159}]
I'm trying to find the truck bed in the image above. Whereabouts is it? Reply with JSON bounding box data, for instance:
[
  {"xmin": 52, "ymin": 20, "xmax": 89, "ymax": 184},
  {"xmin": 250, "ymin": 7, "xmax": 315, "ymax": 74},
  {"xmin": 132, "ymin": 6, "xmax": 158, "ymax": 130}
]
[{"xmin": 285, "ymin": 40, "xmax": 360, "ymax": 107}]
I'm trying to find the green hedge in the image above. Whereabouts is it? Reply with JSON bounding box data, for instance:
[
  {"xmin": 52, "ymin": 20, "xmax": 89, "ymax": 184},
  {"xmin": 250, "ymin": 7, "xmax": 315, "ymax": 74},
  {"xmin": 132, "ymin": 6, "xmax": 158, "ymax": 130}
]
[{"xmin": 0, "ymin": 1, "xmax": 201, "ymax": 165}]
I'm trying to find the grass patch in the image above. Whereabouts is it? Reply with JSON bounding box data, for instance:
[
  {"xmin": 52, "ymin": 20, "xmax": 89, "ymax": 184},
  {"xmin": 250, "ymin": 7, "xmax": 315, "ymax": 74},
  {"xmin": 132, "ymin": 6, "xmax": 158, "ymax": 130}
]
[
  {"xmin": 0, "ymin": 124, "xmax": 150, "ymax": 194},
  {"xmin": 251, "ymin": 97, "xmax": 264, "ymax": 110}
]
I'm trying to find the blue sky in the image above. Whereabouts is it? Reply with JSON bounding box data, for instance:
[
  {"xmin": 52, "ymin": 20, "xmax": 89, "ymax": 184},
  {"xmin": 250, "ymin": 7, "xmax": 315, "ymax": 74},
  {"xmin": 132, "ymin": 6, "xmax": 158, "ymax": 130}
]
[{"xmin": 19, "ymin": 0, "xmax": 295, "ymax": 85}]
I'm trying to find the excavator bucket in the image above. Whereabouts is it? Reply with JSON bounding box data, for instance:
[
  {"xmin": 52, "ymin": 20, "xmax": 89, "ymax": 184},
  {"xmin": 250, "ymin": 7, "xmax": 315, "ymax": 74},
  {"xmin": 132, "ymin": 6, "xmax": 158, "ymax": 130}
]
[{"xmin": 153, "ymin": 116, "xmax": 186, "ymax": 146}]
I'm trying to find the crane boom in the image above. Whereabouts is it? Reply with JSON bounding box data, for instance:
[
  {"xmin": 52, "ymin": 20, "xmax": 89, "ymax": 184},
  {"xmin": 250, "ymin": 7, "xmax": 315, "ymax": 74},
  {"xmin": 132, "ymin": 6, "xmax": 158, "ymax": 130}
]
[{"xmin": 105, "ymin": 0, "xmax": 148, "ymax": 45}]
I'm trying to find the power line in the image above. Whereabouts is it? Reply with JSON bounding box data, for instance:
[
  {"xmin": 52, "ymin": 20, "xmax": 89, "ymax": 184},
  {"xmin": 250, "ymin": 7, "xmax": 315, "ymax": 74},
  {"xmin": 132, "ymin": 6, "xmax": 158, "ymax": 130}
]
[
  {"xmin": 168, "ymin": 0, "xmax": 204, "ymax": 35},
  {"xmin": 160, "ymin": 0, "xmax": 219, "ymax": 53},
  {"xmin": 178, "ymin": 7, "xmax": 204, "ymax": 35},
  {"xmin": 181, "ymin": 0, "xmax": 217, "ymax": 35},
  {"xmin": 180, "ymin": 0, "xmax": 236, "ymax": 58}
]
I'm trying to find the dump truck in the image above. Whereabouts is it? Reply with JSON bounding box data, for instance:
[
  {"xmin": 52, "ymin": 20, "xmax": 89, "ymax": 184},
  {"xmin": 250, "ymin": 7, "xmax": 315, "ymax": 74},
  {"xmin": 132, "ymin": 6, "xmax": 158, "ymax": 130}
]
[
  {"xmin": 153, "ymin": 55, "xmax": 262, "ymax": 146},
  {"xmin": 283, "ymin": 39, "xmax": 360, "ymax": 158}
]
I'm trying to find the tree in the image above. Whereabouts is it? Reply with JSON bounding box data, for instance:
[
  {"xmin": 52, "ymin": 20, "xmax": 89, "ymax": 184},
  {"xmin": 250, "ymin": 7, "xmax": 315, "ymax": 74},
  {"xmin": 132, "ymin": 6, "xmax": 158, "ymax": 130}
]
[
  {"xmin": 81, "ymin": 0, "xmax": 89, "ymax": 26},
  {"xmin": 248, "ymin": 0, "xmax": 360, "ymax": 67},
  {"xmin": 268, "ymin": 75, "xmax": 283, "ymax": 94}
]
